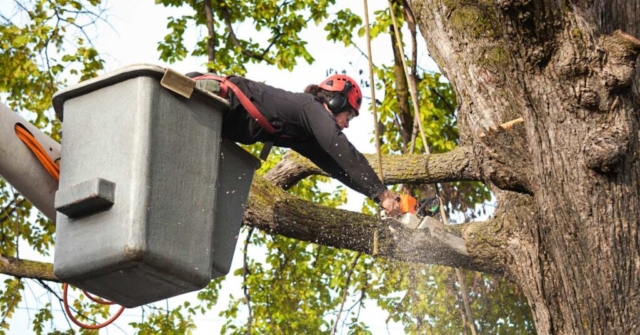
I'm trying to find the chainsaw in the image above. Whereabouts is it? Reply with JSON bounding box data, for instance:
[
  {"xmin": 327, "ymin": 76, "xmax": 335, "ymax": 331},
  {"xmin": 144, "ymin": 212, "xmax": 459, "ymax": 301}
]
[
  {"xmin": 390, "ymin": 194, "xmax": 442, "ymax": 230},
  {"xmin": 384, "ymin": 194, "xmax": 468, "ymax": 255}
]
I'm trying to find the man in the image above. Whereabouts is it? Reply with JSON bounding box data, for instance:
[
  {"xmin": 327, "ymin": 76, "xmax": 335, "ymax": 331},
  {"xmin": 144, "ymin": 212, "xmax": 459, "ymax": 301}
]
[{"xmin": 187, "ymin": 72, "xmax": 400, "ymax": 215}]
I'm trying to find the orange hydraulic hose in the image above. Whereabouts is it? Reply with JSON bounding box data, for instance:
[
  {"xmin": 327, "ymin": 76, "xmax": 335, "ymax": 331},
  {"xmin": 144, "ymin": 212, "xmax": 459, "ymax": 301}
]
[
  {"xmin": 63, "ymin": 283, "xmax": 125, "ymax": 330},
  {"xmin": 14, "ymin": 124, "xmax": 59, "ymax": 180},
  {"xmin": 83, "ymin": 290, "xmax": 115, "ymax": 305},
  {"xmin": 14, "ymin": 124, "xmax": 125, "ymax": 330}
]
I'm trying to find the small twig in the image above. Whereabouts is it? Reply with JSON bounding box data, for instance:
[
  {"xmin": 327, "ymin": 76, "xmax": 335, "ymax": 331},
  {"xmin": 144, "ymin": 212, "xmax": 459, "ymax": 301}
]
[
  {"xmin": 275, "ymin": 241, "xmax": 298, "ymax": 276},
  {"xmin": 0, "ymin": 196, "xmax": 22, "ymax": 223},
  {"xmin": 12, "ymin": 0, "xmax": 30, "ymax": 14},
  {"xmin": 455, "ymin": 269, "xmax": 478, "ymax": 335},
  {"xmin": 23, "ymin": 280, "xmax": 36, "ymax": 324},
  {"xmin": 435, "ymin": 186, "xmax": 478, "ymax": 335},
  {"xmin": 408, "ymin": 269, "xmax": 425, "ymax": 331},
  {"xmin": 243, "ymin": 227, "xmax": 255, "ymax": 335},
  {"xmin": 499, "ymin": 117, "xmax": 524, "ymax": 131},
  {"xmin": 429, "ymin": 86, "xmax": 456, "ymax": 115},
  {"xmin": 311, "ymin": 245, "xmax": 322, "ymax": 267},
  {"xmin": 203, "ymin": 0, "xmax": 216, "ymax": 68},
  {"xmin": 34, "ymin": 279, "xmax": 126, "ymax": 332},
  {"xmin": 344, "ymin": 285, "xmax": 367, "ymax": 328},
  {"xmin": 329, "ymin": 253, "xmax": 361, "ymax": 335},
  {"xmin": 0, "ymin": 13, "xmax": 11, "ymax": 23},
  {"xmin": 36, "ymin": 279, "xmax": 73, "ymax": 329},
  {"xmin": 15, "ymin": 210, "xmax": 19, "ymax": 260},
  {"xmin": 258, "ymin": 0, "xmax": 292, "ymax": 57},
  {"xmin": 219, "ymin": 4, "xmax": 273, "ymax": 63}
]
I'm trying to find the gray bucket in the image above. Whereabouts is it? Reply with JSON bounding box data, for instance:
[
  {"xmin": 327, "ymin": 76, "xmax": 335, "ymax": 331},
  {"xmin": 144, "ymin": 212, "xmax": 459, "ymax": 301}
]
[{"xmin": 52, "ymin": 65, "xmax": 259, "ymax": 307}]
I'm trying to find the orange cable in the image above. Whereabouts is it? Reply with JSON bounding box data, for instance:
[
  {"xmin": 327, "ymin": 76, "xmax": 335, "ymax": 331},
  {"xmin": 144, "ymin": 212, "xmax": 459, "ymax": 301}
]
[
  {"xmin": 63, "ymin": 283, "xmax": 125, "ymax": 330},
  {"xmin": 14, "ymin": 124, "xmax": 125, "ymax": 329},
  {"xmin": 83, "ymin": 290, "xmax": 115, "ymax": 305},
  {"xmin": 14, "ymin": 124, "xmax": 59, "ymax": 180}
]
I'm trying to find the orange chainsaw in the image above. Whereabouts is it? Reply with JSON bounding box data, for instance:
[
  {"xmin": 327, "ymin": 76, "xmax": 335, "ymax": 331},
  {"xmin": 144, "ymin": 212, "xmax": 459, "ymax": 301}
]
[
  {"xmin": 389, "ymin": 195, "xmax": 468, "ymax": 255},
  {"xmin": 392, "ymin": 194, "xmax": 441, "ymax": 229}
]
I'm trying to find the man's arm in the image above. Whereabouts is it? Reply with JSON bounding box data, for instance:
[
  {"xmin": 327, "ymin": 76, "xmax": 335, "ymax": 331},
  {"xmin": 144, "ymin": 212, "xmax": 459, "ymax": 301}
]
[
  {"xmin": 287, "ymin": 139, "xmax": 386, "ymax": 200},
  {"xmin": 288, "ymin": 102, "xmax": 400, "ymax": 210},
  {"xmin": 287, "ymin": 137, "xmax": 399, "ymax": 215}
]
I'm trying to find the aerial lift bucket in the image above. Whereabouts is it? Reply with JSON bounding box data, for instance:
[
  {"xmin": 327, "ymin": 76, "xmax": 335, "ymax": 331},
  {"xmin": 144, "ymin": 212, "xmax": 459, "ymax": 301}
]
[{"xmin": 51, "ymin": 64, "xmax": 259, "ymax": 307}]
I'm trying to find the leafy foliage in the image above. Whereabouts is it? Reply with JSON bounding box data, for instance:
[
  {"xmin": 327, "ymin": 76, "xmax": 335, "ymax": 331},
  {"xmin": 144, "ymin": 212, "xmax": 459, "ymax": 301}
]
[
  {"xmin": 155, "ymin": 0, "xmax": 350, "ymax": 75},
  {"xmin": 129, "ymin": 304, "xmax": 197, "ymax": 334},
  {"xmin": 368, "ymin": 262, "xmax": 535, "ymax": 334},
  {"xmin": 0, "ymin": 0, "xmax": 104, "ymax": 131}
]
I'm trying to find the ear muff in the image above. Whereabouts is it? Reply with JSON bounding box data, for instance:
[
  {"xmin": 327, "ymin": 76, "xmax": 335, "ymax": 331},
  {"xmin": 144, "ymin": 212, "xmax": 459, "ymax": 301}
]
[{"xmin": 327, "ymin": 80, "xmax": 353, "ymax": 114}]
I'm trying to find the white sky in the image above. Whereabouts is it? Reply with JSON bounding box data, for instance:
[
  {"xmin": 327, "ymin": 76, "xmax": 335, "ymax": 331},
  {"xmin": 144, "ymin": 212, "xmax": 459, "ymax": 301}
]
[{"xmin": 4, "ymin": 0, "xmax": 441, "ymax": 333}]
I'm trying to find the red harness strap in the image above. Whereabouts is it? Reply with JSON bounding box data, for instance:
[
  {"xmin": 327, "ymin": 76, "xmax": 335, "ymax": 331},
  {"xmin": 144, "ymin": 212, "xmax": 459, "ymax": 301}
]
[{"xmin": 192, "ymin": 74, "xmax": 277, "ymax": 135}]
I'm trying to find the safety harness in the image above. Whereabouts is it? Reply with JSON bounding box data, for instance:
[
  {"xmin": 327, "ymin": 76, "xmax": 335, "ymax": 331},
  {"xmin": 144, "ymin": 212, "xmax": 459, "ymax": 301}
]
[{"xmin": 192, "ymin": 74, "xmax": 274, "ymax": 160}]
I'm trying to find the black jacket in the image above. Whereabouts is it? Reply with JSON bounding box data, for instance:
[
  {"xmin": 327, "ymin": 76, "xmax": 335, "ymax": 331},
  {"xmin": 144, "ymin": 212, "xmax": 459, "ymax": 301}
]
[{"xmin": 221, "ymin": 76, "xmax": 386, "ymax": 200}]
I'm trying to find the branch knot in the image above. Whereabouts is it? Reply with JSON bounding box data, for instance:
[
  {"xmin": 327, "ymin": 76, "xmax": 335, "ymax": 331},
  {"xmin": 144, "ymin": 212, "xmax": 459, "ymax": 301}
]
[{"xmin": 583, "ymin": 126, "xmax": 629, "ymax": 174}]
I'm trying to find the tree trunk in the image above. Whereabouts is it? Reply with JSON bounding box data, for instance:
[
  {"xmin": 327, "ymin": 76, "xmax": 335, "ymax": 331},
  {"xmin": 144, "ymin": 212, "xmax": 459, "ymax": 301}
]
[{"xmin": 409, "ymin": 0, "xmax": 640, "ymax": 334}]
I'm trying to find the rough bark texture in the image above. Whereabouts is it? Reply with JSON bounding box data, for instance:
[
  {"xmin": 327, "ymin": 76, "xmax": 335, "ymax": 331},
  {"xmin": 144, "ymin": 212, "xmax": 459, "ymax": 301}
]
[
  {"xmin": 244, "ymin": 172, "xmax": 498, "ymax": 272},
  {"xmin": 409, "ymin": 0, "xmax": 640, "ymax": 334},
  {"xmin": 266, "ymin": 146, "xmax": 493, "ymax": 187},
  {"xmin": 0, "ymin": 256, "xmax": 58, "ymax": 282}
]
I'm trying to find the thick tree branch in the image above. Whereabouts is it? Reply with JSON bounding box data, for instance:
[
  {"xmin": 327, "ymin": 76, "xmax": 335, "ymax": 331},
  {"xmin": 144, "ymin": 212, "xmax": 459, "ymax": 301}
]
[
  {"xmin": 400, "ymin": 0, "xmax": 418, "ymax": 77},
  {"xmin": 0, "ymin": 121, "xmax": 531, "ymax": 282},
  {"xmin": 389, "ymin": 23, "xmax": 413, "ymax": 146},
  {"xmin": 1, "ymin": 138, "xmax": 529, "ymax": 281},
  {"xmin": 0, "ymin": 256, "xmax": 58, "ymax": 282},
  {"xmin": 243, "ymin": 176, "xmax": 504, "ymax": 274},
  {"xmin": 265, "ymin": 146, "xmax": 482, "ymax": 189}
]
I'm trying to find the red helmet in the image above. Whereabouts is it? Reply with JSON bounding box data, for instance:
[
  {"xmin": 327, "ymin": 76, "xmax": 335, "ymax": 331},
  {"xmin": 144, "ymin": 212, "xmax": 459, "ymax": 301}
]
[{"xmin": 318, "ymin": 74, "xmax": 362, "ymax": 116}]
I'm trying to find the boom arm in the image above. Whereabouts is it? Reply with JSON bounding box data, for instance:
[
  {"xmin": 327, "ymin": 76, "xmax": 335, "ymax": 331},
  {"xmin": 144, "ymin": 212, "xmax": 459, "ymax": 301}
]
[{"xmin": 0, "ymin": 103, "xmax": 60, "ymax": 221}]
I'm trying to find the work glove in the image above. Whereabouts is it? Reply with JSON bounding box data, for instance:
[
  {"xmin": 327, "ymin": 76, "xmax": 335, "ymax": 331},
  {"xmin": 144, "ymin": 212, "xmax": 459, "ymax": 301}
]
[
  {"xmin": 378, "ymin": 189, "xmax": 401, "ymax": 216},
  {"xmin": 195, "ymin": 79, "xmax": 222, "ymax": 95},
  {"xmin": 185, "ymin": 71, "xmax": 223, "ymax": 96}
]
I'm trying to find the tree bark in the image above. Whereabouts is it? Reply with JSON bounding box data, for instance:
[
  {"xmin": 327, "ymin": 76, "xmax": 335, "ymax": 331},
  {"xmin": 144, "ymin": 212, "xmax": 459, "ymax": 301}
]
[
  {"xmin": 409, "ymin": 0, "xmax": 640, "ymax": 333},
  {"xmin": 0, "ymin": 256, "xmax": 58, "ymax": 282},
  {"xmin": 264, "ymin": 146, "xmax": 486, "ymax": 188}
]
